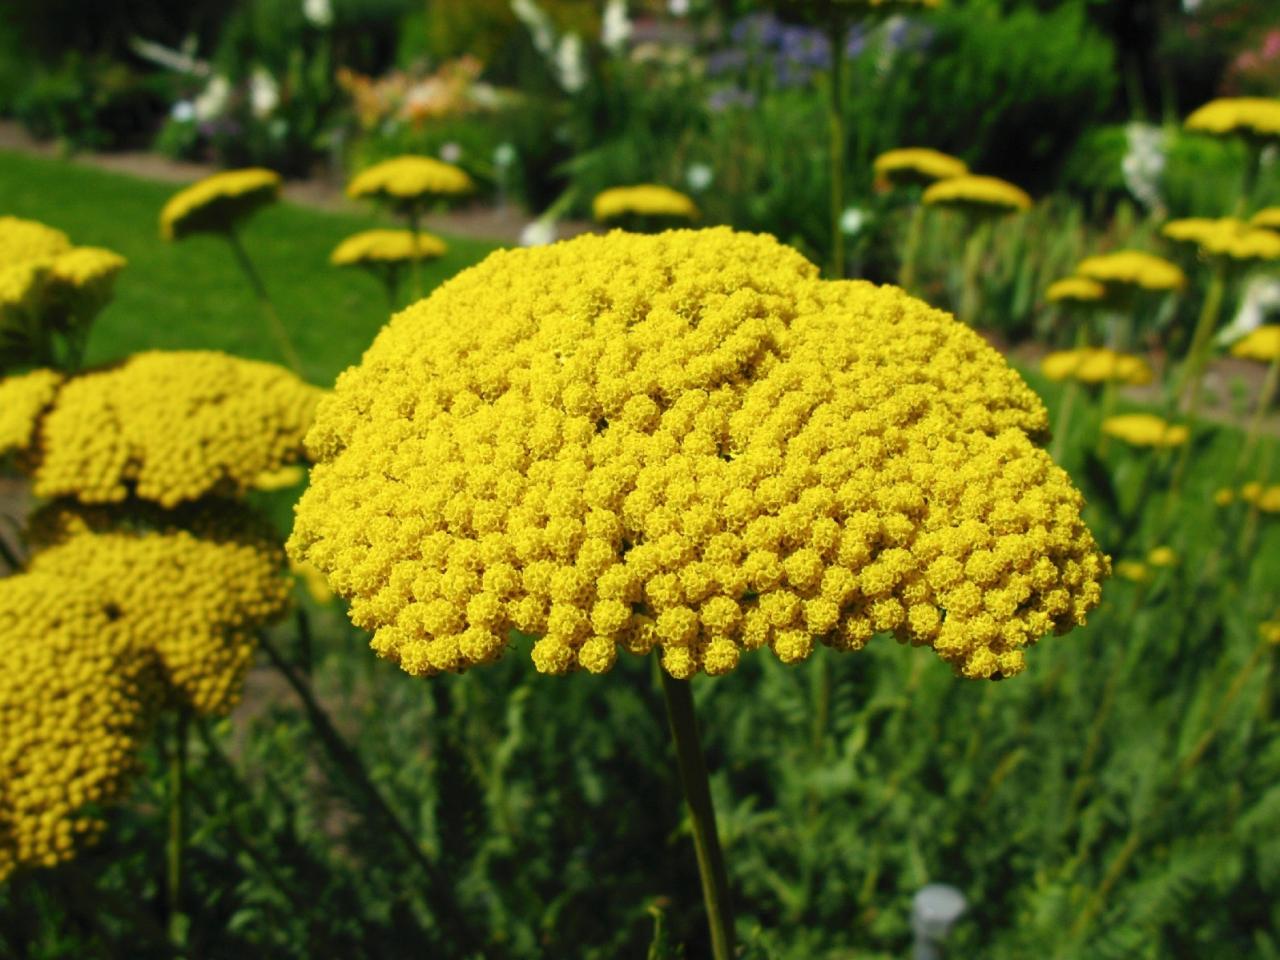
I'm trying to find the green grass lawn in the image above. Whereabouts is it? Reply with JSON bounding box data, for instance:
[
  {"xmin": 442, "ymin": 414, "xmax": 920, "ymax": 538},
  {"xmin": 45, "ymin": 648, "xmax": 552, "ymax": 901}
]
[{"xmin": 0, "ymin": 150, "xmax": 500, "ymax": 386}]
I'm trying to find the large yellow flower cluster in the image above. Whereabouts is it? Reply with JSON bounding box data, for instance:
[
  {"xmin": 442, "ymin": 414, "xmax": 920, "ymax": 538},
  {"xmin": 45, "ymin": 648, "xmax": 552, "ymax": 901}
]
[
  {"xmin": 1184, "ymin": 98, "xmax": 1280, "ymax": 140},
  {"xmin": 331, "ymin": 229, "xmax": 448, "ymax": 266},
  {"xmin": 1101, "ymin": 413, "xmax": 1189, "ymax": 448},
  {"xmin": 0, "ymin": 260, "xmax": 48, "ymax": 316},
  {"xmin": 593, "ymin": 186, "xmax": 701, "ymax": 223},
  {"xmin": 1040, "ymin": 348, "xmax": 1152, "ymax": 386},
  {"xmin": 0, "ymin": 216, "xmax": 70, "ymax": 264},
  {"xmin": 1045, "ymin": 276, "xmax": 1106, "ymax": 304},
  {"xmin": 1075, "ymin": 250, "xmax": 1186, "ymax": 292},
  {"xmin": 1231, "ymin": 325, "xmax": 1280, "ymax": 362},
  {"xmin": 291, "ymin": 229, "xmax": 1107, "ymax": 682},
  {"xmin": 347, "ymin": 156, "xmax": 474, "ymax": 204},
  {"xmin": 160, "ymin": 168, "xmax": 282, "ymax": 241},
  {"xmin": 48, "ymin": 246, "xmax": 127, "ymax": 291},
  {"xmin": 922, "ymin": 175, "xmax": 1032, "ymax": 214},
  {"xmin": 1162, "ymin": 217, "xmax": 1280, "ymax": 262},
  {"xmin": 873, "ymin": 148, "xmax": 967, "ymax": 188},
  {"xmin": 0, "ymin": 368, "xmax": 62, "ymax": 455},
  {"xmin": 0, "ymin": 573, "xmax": 162, "ymax": 881},
  {"xmin": 3, "ymin": 351, "xmax": 322, "ymax": 507},
  {"xmin": 24, "ymin": 502, "xmax": 291, "ymax": 715}
]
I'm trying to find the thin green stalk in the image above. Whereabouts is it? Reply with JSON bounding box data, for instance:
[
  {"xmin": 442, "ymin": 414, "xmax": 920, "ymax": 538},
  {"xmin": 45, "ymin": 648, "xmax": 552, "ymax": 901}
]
[
  {"xmin": 899, "ymin": 202, "xmax": 926, "ymax": 294},
  {"xmin": 959, "ymin": 219, "xmax": 988, "ymax": 325},
  {"xmin": 825, "ymin": 14, "xmax": 847, "ymax": 279},
  {"xmin": 167, "ymin": 711, "xmax": 189, "ymax": 951},
  {"xmin": 659, "ymin": 666, "xmax": 735, "ymax": 960},
  {"xmin": 1050, "ymin": 381, "xmax": 1079, "ymax": 464},
  {"xmin": 225, "ymin": 229, "xmax": 303, "ymax": 373},
  {"xmin": 1237, "ymin": 353, "xmax": 1279, "ymax": 477},
  {"xmin": 406, "ymin": 205, "xmax": 424, "ymax": 299},
  {"xmin": 1167, "ymin": 263, "xmax": 1227, "ymax": 497}
]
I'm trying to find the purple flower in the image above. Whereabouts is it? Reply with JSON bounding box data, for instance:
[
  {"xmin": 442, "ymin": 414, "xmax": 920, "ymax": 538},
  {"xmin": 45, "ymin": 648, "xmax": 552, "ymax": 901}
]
[{"xmin": 706, "ymin": 86, "xmax": 758, "ymax": 112}]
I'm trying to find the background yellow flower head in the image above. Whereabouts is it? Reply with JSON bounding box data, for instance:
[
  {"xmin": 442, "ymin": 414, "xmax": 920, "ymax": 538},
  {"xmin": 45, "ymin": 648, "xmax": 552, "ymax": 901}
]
[
  {"xmin": 593, "ymin": 185, "xmax": 701, "ymax": 224},
  {"xmin": 291, "ymin": 229, "xmax": 1106, "ymax": 683},
  {"xmin": 160, "ymin": 168, "xmax": 282, "ymax": 241},
  {"xmin": 347, "ymin": 155, "xmax": 474, "ymax": 206},
  {"xmin": 872, "ymin": 148, "xmax": 967, "ymax": 189},
  {"xmin": 331, "ymin": 229, "xmax": 448, "ymax": 266},
  {"xmin": 921, "ymin": 175, "xmax": 1032, "ymax": 215},
  {"xmin": 1075, "ymin": 250, "xmax": 1186, "ymax": 293}
]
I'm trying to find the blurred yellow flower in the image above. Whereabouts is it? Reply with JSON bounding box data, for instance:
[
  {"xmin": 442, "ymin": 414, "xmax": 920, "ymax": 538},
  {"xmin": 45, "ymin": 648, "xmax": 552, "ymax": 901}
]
[
  {"xmin": 1146, "ymin": 546, "xmax": 1177, "ymax": 567},
  {"xmin": 873, "ymin": 148, "xmax": 967, "ymax": 188},
  {"xmin": 1045, "ymin": 276, "xmax": 1107, "ymax": 304},
  {"xmin": 330, "ymin": 229, "xmax": 448, "ymax": 266},
  {"xmin": 593, "ymin": 185, "xmax": 701, "ymax": 223},
  {"xmin": 1251, "ymin": 208, "xmax": 1280, "ymax": 231},
  {"xmin": 1214, "ymin": 487, "xmax": 1236, "ymax": 506},
  {"xmin": 347, "ymin": 155, "xmax": 474, "ymax": 205},
  {"xmin": 1101, "ymin": 413, "xmax": 1189, "ymax": 448},
  {"xmin": 0, "ymin": 368, "xmax": 62, "ymax": 456},
  {"xmin": 1162, "ymin": 217, "xmax": 1280, "ymax": 262},
  {"xmin": 1230, "ymin": 325, "xmax": 1280, "ymax": 362},
  {"xmin": 291, "ymin": 557, "xmax": 335, "ymax": 604},
  {"xmin": 160, "ymin": 168, "xmax": 282, "ymax": 240},
  {"xmin": 1040, "ymin": 348, "xmax": 1152, "ymax": 386},
  {"xmin": 1240, "ymin": 482, "xmax": 1280, "ymax": 512},
  {"xmin": 1261, "ymin": 620, "xmax": 1280, "ymax": 645},
  {"xmin": 1114, "ymin": 560, "xmax": 1150, "ymax": 583},
  {"xmin": 0, "ymin": 259, "xmax": 50, "ymax": 317},
  {"xmin": 253, "ymin": 465, "xmax": 306, "ymax": 490},
  {"xmin": 1185, "ymin": 97, "xmax": 1280, "ymax": 140},
  {"xmin": 0, "ymin": 215, "xmax": 71, "ymax": 265},
  {"xmin": 1075, "ymin": 250, "xmax": 1186, "ymax": 292},
  {"xmin": 922, "ymin": 175, "xmax": 1032, "ymax": 214},
  {"xmin": 291, "ymin": 228, "xmax": 1107, "ymax": 683}
]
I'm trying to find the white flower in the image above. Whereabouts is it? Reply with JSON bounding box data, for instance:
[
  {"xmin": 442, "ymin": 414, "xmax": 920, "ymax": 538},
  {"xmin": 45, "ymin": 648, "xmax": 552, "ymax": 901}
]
[
  {"xmin": 493, "ymin": 142, "xmax": 518, "ymax": 169},
  {"xmin": 840, "ymin": 207, "xmax": 868, "ymax": 236},
  {"xmin": 193, "ymin": 75, "xmax": 231, "ymax": 122},
  {"xmin": 520, "ymin": 219, "xmax": 558, "ymax": 247},
  {"xmin": 686, "ymin": 163, "xmax": 713, "ymax": 192},
  {"xmin": 512, "ymin": 0, "xmax": 556, "ymax": 56},
  {"xmin": 249, "ymin": 67, "xmax": 280, "ymax": 119},
  {"xmin": 555, "ymin": 34, "xmax": 587, "ymax": 93},
  {"xmin": 171, "ymin": 100, "xmax": 195, "ymax": 123},
  {"xmin": 1121, "ymin": 122, "xmax": 1166, "ymax": 214},
  {"xmin": 668, "ymin": 0, "xmax": 691, "ymax": 15},
  {"xmin": 303, "ymin": 0, "xmax": 333, "ymax": 28},
  {"xmin": 440, "ymin": 142, "xmax": 463, "ymax": 164},
  {"xmin": 602, "ymin": 0, "xmax": 632, "ymax": 54},
  {"xmin": 1219, "ymin": 276, "xmax": 1280, "ymax": 344}
]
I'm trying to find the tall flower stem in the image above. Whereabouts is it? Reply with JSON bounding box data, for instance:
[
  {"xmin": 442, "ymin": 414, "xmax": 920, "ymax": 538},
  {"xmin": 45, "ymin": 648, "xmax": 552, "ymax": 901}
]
[
  {"xmin": 825, "ymin": 12, "xmax": 848, "ymax": 279},
  {"xmin": 166, "ymin": 710, "xmax": 189, "ymax": 950},
  {"xmin": 900, "ymin": 203, "xmax": 926, "ymax": 294},
  {"xmin": 959, "ymin": 219, "xmax": 988, "ymax": 325},
  {"xmin": 1168, "ymin": 263, "xmax": 1227, "ymax": 497},
  {"xmin": 226, "ymin": 229, "xmax": 303, "ymax": 374},
  {"xmin": 1237, "ymin": 353, "xmax": 1279, "ymax": 477},
  {"xmin": 406, "ymin": 205, "xmax": 425, "ymax": 300},
  {"xmin": 659, "ymin": 667, "xmax": 735, "ymax": 960}
]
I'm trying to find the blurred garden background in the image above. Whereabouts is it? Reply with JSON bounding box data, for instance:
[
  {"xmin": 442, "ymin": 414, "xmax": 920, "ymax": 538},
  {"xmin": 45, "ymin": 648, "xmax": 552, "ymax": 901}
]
[{"xmin": 2, "ymin": 1, "xmax": 1280, "ymax": 958}]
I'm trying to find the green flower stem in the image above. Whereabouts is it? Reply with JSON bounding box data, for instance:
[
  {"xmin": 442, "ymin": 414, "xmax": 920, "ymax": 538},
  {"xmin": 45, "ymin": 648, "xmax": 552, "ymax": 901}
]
[
  {"xmin": 1168, "ymin": 263, "xmax": 1227, "ymax": 497},
  {"xmin": 406, "ymin": 205, "xmax": 424, "ymax": 300},
  {"xmin": 1237, "ymin": 353, "xmax": 1279, "ymax": 477},
  {"xmin": 959, "ymin": 220, "xmax": 988, "ymax": 325},
  {"xmin": 900, "ymin": 203, "xmax": 926, "ymax": 294},
  {"xmin": 166, "ymin": 710, "xmax": 189, "ymax": 951},
  {"xmin": 1238, "ymin": 141, "xmax": 1262, "ymax": 217},
  {"xmin": 257, "ymin": 631, "xmax": 484, "ymax": 955},
  {"xmin": 226, "ymin": 229, "xmax": 303, "ymax": 374},
  {"xmin": 1050, "ymin": 381, "xmax": 1079, "ymax": 464},
  {"xmin": 825, "ymin": 14, "xmax": 847, "ymax": 279},
  {"xmin": 659, "ymin": 667, "xmax": 735, "ymax": 960}
]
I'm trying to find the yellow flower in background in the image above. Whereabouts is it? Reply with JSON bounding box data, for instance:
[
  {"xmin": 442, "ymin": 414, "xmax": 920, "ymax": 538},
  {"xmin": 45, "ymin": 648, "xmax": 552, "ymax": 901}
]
[
  {"xmin": 13, "ymin": 351, "xmax": 322, "ymax": 508},
  {"xmin": 593, "ymin": 185, "xmax": 701, "ymax": 223},
  {"xmin": 1114, "ymin": 560, "xmax": 1150, "ymax": 583},
  {"xmin": 330, "ymin": 229, "xmax": 448, "ymax": 266},
  {"xmin": 921, "ymin": 175, "xmax": 1032, "ymax": 215},
  {"xmin": 1147, "ymin": 546, "xmax": 1177, "ymax": 567},
  {"xmin": 1040, "ymin": 348, "xmax": 1153, "ymax": 386},
  {"xmin": 1101, "ymin": 413, "xmax": 1189, "ymax": 448},
  {"xmin": 160, "ymin": 168, "xmax": 282, "ymax": 241},
  {"xmin": 1184, "ymin": 97, "xmax": 1280, "ymax": 140},
  {"xmin": 873, "ymin": 148, "xmax": 968, "ymax": 188},
  {"xmin": 24, "ymin": 500, "xmax": 291, "ymax": 716},
  {"xmin": 1240, "ymin": 482, "xmax": 1280, "ymax": 513},
  {"xmin": 0, "ymin": 572, "xmax": 162, "ymax": 882},
  {"xmin": 1230, "ymin": 326, "xmax": 1280, "ymax": 362},
  {"xmin": 347, "ymin": 155, "xmax": 474, "ymax": 205},
  {"xmin": 291, "ymin": 557, "xmax": 335, "ymax": 604},
  {"xmin": 1251, "ymin": 208, "xmax": 1280, "ymax": 231},
  {"xmin": 1162, "ymin": 217, "xmax": 1280, "ymax": 263},
  {"xmin": 1261, "ymin": 620, "xmax": 1280, "ymax": 645},
  {"xmin": 253, "ymin": 465, "xmax": 306, "ymax": 491},
  {"xmin": 1075, "ymin": 250, "xmax": 1187, "ymax": 293},
  {"xmin": 291, "ymin": 228, "xmax": 1107, "ymax": 683},
  {"xmin": 1214, "ymin": 487, "xmax": 1236, "ymax": 506},
  {"xmin": 0, "ymin": 368, "xmax": 62, "ymax": 456},
  {"xmin": 1045, "ymin": 276, "xmax": 1107, "ymax": 304},
  {"xmin": 0, "ymin": 216, "xmax": 70, "ymax": 265}
]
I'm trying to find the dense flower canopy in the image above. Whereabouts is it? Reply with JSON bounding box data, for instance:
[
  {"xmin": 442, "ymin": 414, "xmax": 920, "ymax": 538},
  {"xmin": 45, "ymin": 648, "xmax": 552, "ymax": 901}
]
[
  {"xmin": 347, "ymin": 155, "xmax": 474, "ymax": 205},
  {"xmin": 160, "ymin": 168, "xmax": 282, "ymax": 240},
  {"xmin": 1075, "ymin": 250, "xmax": 1186, "ymax": 292},
  {"xmin": 922, "ymin": 175, "xmax": 1032, "ymax": 214},
  {"xmin": 873, "ymin": 148, "xmax": 967, "ymax": 188},
  {"xmin": 291, "ymin": 229, "xmax": 1107, "ymax": 683},
  {"xmin": 3, "ymin": 351, "xmax": 322, "ymax": 507},
  {"xmin": 1162, "ymin": 217, "xmax": 1280, "ymax": 262},
  {"xmin": 593, "ymin": 186, "xmax": 701, "ymax": 223},
  {"xmin": 1101, "ymin": 413, "xmax": 1189, "ymax": 448},
  {"xmin": 1045, "ymin": 276, "xmax": 1107, "ymax": 304},
  {"xmin": 0, "ymin": 216, "xmax": 70, "ymax": 265},
  {"xmin": 331, "ymin": 229, "xmax": 448, "ymax": 266},
  {"xmin": 23, "ymin": 501, "xmax": 291, "ymax": 715},
  {"xmin": 1184, "ymin": 98, "xmax": 1280, "ymax": 140},
  {"xmin": 1231, "ymin": 325, "xmax": 1280, "ymax": 362},
  {"xmin": 1041, "ymin": 348, "xmax": 1152, "ymax": 386},
  {"xmin": 0, "ymin": 368, "xmax": 62, "ymax": 455}
]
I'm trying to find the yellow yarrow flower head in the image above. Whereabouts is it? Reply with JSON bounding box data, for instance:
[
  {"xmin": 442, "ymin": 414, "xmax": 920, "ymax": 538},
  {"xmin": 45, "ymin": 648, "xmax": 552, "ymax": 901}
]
[
  {"xmin": 593, "ymin": 185, "xmax": 701, "ymax": 225},
  {"xmin": 0, "ymin": 216, "xmax": 70, "ymax": 265},
  {"xmin": 1075, "ymin": 250, "xmax": 1187, "ymax": 293},
  {"xmin": 43, "ymin": 246, "xmax": 127, "ymax": 325},
  {"xmin": 160, "ymin": 168, "xmax": 282, "ymax": 241},
  {"xmin": 290, "ymin": 228, "xmax": 1107, "ymax": 683},
  {"xmin": 1146, "ymin": 546, "xmax": 1177, "ymax": 567},
  {"xmin": 1114, "ymin": 560, "xmax": 1150, "ymax": 583},
  {"xmin": 1045, "ymin": 276, "xmax": 1107, "ymax": 304},
  {"xmin": 1185, "ymin": 98, "xmax": 1280, "ymax": 142},
  {"xmin": 1040, "ymin": 348, "xmax": 1152, "ymax": 386},
  {"xmin": 1214, "ymin": 487, "xmax": 1236, "ymax": 507},
  {"xmin": 1261, "ymin": 620, "xmax": 1280, "ymax": 645},
  {"xmin": 0, "ymin": 259, "xmax": 50, "ymax": 320},
  {"xmin": 1231, "ymin": 325, "xmax": 1280, "ymax": 362},
  {"xmin": 1101, "ymin": 413, "xmax": 1189, "ymax": 448},
  {"xmin": 921, "ymin": 175, "xmax": 1032, "ymax": 216},
  {"xmin": 331, "ymin": 229, "xmax": 448, "ymax": 267},
  {"xmin": 1240, "ymin": 482, "xmax": 1280, "ymax": 513},
  {"xmin": 1162, "ymin": 217, "xmax": 1280, "ymax": 263},
  {"xmin": 1251, "ymin": 208, "xmax": 1280, "ymax": 231},
  {"xmin": 873, "ymin": 148, "xmax": 967, "ymax": 189},
  {"xmin": 253, "ymin": 464, "xmax": 306, "ymax": 491},
  {"xmin": 0, "ymin": 368, "xmax": 62, "ymax": 457},
  {"xmin": 0, "ymin": 571, "xmax": 162, "ymax": 881},
  {"xmin": 347, "ymin": 156, "xmax": 474, "ymax": 211},
  {"xmin": 24, "ymin": 500, "xmax": 291, "ymax": 715},
  {"xmin": 15, "ymin": 351, "xmax": 323, "ymax": 508}
]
